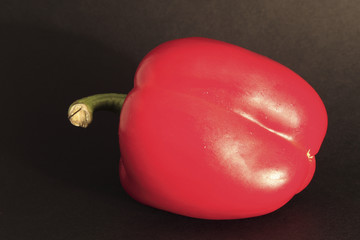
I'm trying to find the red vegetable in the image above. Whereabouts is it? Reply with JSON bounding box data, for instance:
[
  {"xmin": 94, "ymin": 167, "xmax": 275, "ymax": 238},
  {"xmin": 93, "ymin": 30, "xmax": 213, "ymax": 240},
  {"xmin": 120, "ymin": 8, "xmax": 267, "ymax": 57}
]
[{"xmin": 68, "ymin": 37, "xmax": 327, "ymax": 219}]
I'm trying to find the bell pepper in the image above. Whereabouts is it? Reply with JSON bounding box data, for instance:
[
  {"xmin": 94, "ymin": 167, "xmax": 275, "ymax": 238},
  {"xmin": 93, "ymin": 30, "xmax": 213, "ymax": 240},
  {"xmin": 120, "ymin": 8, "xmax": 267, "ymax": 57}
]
[{"xmin": 68, "ymin": 37, "xmax": 327, "ymax": 219}]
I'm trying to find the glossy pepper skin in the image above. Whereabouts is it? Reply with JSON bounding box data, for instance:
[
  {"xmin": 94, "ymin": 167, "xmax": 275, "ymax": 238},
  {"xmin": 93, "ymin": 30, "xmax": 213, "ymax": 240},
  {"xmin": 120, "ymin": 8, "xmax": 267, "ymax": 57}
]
[{"xmin": 118, "ymin": 37, "xmax": 327, "ymax": 219}]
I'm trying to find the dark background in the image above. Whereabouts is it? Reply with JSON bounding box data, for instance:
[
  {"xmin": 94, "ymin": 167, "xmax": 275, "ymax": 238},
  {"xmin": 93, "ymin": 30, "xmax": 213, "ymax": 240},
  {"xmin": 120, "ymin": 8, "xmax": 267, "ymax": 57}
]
[{"xmin": 1, "ymin": 0, "xmax": 359, "ymax": 239}]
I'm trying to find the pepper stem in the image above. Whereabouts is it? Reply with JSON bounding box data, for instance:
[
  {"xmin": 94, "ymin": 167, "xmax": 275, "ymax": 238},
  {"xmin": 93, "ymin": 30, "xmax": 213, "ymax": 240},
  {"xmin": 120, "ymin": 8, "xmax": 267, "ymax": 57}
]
[{"xmin": 68, "ymin": 93, "xmax": 127, "ymax": 128}]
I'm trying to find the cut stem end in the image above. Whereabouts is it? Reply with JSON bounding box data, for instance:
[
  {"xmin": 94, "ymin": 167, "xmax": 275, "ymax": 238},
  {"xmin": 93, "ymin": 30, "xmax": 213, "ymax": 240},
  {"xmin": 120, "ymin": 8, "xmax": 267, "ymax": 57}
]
[
  {"xmin": 68, "ymin": 103, "xmax": 92, "ymax": 128},
  {"xmin": 67, "ymin": 93, "xmax": 127, "ymax": 128}
]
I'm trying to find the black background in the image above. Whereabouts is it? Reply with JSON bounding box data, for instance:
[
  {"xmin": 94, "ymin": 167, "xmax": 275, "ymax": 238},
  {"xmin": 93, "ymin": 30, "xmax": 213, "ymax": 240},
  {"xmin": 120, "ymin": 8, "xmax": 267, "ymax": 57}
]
[{"xmin": 1, "ymin": 0, "xmax": 359, "ymax": 239}]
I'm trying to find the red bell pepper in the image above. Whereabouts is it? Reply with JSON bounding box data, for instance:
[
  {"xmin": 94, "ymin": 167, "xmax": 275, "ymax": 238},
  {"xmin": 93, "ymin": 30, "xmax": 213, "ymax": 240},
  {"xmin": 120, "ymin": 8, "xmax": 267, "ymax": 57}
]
[{"xmin": 68, "ymin": 37, "xmax": 327, "ymax": 219}]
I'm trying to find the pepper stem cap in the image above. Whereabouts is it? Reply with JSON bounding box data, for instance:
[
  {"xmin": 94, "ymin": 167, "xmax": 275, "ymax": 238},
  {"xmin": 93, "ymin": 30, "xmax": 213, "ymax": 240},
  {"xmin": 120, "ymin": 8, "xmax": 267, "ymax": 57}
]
[{"xmin": 68, "ymin": 103, "xmax": 93, "ymax": 128}]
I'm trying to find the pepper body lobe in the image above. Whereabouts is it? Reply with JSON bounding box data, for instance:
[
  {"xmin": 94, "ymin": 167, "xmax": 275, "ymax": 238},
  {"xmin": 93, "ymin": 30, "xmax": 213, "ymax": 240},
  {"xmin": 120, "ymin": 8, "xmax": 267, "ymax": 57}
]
[{"xmin": 119, "ymin": 37, "xmax": 327, "ymax": 219}]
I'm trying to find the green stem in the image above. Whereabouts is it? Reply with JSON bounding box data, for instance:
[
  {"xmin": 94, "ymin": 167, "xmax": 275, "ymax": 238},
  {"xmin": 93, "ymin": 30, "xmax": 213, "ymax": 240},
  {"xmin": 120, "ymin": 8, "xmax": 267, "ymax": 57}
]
[{"xmin": 68, "ymin": 93, "xmax": 127, "ymax": 128}]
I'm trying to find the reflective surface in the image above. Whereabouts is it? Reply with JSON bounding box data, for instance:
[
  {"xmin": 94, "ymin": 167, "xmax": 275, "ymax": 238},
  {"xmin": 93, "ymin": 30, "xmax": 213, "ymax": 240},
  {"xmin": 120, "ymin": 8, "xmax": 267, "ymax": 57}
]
[{"xmin": 119, "ymin": 38, "xmax": 327, "ymax": 219}]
